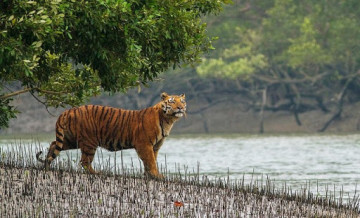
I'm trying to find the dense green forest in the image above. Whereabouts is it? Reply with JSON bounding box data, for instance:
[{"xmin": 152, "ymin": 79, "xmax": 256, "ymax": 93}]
[
  {"xmin": 0, "ymin": 0, "xmax": 228, "ymax": 128},
  {"xmin": 197, "ymin": 0, "xmax": 360, "ymax": 132},
  {"xmin": 1, "ymin": 0, "xmax": 360, "ymax": 133}
]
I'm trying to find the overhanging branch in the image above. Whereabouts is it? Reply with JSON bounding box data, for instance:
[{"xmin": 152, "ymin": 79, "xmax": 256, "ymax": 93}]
[
  {"xmin": 0, "ymin": 88, "xmax": 33, "ymax": 99},
  {"xmin": 0, "ymin": 87, "xmax": 67, "ymax": 100}
]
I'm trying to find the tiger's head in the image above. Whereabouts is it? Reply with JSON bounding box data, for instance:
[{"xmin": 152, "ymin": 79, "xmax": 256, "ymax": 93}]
[{"xmin": 160, "ymin": 92, "xmax": 186, "ymax": 118}]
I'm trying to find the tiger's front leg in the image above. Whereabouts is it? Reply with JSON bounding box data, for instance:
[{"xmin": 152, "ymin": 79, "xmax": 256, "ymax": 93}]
[
  {"xmin": 153, "ymin": 138, "xmax": 165, "ymax": 160},
  {"xmin": 135, "ymin": 144, "xmax": 163, "ymax": 179}
]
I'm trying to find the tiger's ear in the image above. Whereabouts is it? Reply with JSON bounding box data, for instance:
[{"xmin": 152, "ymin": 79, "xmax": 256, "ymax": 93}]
[
  {"xmin": 161, "ymin": 92, "xmax": 169, "ymax": 100},
  {"xmin": 180, "ymin": 93, "xmax": 185, "ymax": 99}
]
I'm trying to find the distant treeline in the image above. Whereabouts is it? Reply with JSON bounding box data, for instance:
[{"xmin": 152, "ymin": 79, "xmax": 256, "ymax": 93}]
[{"xmin": 195, "ymin": 0, "xmax": 360, "ymax": 132}]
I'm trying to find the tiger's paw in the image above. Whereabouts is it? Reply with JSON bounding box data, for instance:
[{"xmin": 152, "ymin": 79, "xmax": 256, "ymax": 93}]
[{"xmin": 145, "ymin": 172, "xmax": 165, "ymax": 180}]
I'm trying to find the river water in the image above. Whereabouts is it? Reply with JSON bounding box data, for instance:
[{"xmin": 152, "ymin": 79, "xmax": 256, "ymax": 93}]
[{"xmin": 1, "ymin": 134, "xmax": 360, "ymax": 200}]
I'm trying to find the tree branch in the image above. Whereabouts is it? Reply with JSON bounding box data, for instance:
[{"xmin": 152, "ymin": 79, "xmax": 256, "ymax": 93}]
[
  {"xmin": 0, "ymin": 88, "xmax": 32, "ymax": 99},
  {"xmin": 0, "ymin": 87, "xmax": 67, "ymax": 100}
]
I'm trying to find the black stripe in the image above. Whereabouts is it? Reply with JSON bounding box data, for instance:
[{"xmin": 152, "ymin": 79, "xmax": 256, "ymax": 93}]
[
  {"xmin": 60, "ymin": 114, "xmax": 66, "ymax": 128},
  {"xmin": 51, "ymin": 153, "xmax": 57, "ymax": 159},
  {"xmin": 116, "ymin": 140, "xmax": 122, "ymax": 150},
  {"xmin": 160, "ymin": 119, "xmax": 165, "ymax": 137},
  {"xmin": 98, "ymin": 107, "xmax": 108, "ymax": 144},
  {"xmin": 113, "ymin": 110, "xmax": 121, "ymax": 128},
  {"xmin": 85, "ymin": 107, "xmax": 96, "ymax": 134},
  {"xmin": 56, "ymin": 129, "xmax": 62, "ymax": 136},
  {"xmin": 67, "ymin": 113, "xmax": 71, "ymax": 130},
  {"xmin": 102, "ymin": 107, "xmax": 110, "ymax": 121},
  {"xmin": 99, "ymin": 106, "xmax": 106, "ymax": 120},
  {"xmin": 119, "ymin": 110, "xmax": 127, "ymax": 127},
  {"xmin": 110, "ymin": 110, "xmax": 121, "ymax": 132},
  {"xmin": 78, "ymin": 106, "xmax": 83, "ymax": 117},
  {"xmin": 77, "ymin": 108, "xmax": 83, "ymax": 132},
  {"xmin": 118, "ymin": 111, "xmax": 129, "ymax": 144},
  {"xmin": 108, "ymin": 141, "xmax": 115, "ymax": 151},
  {"xmin": 55, "ymin": 145, "xmax": 62, "ymax": 151},
  {"xmin": 56, "ymin": 136, "xmax": 63, "ymax": 144},
  {"xmin": 94, "ymin": 105, "xmax": 99, "ymax": 118},
  {"xmin": 90, "ymin": 116, "xmax": 98, "ymax": 139},
  {"xmin": 105, "ymin": 108, "xmax": 115, "ymax": 130},
  {"xmin": 73, "ymin": 110, "xmax": 77, "ymax": 134},
  {"xmin": 110, "ymin": 110, "xmax": 122, "ymax": 145},
  {"xmin": 87, "ymin": 106, "xmax": 99, "ymax": 144},
  {"xmin": 67, "ymin": 112, "xmax": 74, "ymax": 136},
  {"xmin": 126, "ymin": 111, "xmax": 134, "ymax": 147}
]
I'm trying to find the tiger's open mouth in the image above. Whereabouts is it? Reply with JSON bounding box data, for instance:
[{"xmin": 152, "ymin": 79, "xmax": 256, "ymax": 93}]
[
  {"xmin": 173, "ymin": 111, "xmax": 185, "ymax": 117},
  {"xmin": 175, "ymin": 112, "xmax": 184, "ymax": 117}
]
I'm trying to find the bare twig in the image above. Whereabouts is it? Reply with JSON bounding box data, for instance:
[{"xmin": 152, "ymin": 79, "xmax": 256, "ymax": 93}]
[{"xmin": 29, "ymin": 91, "xmax": 56, "ymax": 117}]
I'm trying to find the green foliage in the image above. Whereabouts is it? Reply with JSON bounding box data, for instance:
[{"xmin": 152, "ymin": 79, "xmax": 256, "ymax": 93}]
[
  {"xmin": 0, "ymin": 98, "xmax": 18, "ymax": 128},
  {"xmin": 0, "ymin": 0, "xmax": 228, "ymax": 128},
  {"xmin": 197, "ymin": 0, "xmax": 360, "ymax": 85},
  {"xmin": 197, "ymin": 28, "xmax": 267, "ymax": 79},
  {"xmin": 195, "ymin": 0, "xmax": 360, "ymax": 130},
  {"xmin": 39, "ymin": 52, "xmax": 101, "ymax": 108},
  {"xmin": 285, "ymin": 17, "xmax": 333, "ymax": 68}
]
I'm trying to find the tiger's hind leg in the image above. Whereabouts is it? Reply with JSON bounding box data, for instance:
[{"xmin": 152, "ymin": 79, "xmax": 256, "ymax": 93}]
[
  {"xmin": 41, "ymin": 122, "xmax": 66, "ymax": 169},
  {"xmin": 45, "ymin": 141, "xmax": 57, "ymax": 169},
  {"xmin": 36, "ymin": 141, "xmax": 56, "ymax": 170},
  {"xmin": 80, "ymin": 147, "xmax": 97, "ymax": 174},
  {"xmin": 37, "ymin": 139, "xmax": 74, "ymax": 170}
]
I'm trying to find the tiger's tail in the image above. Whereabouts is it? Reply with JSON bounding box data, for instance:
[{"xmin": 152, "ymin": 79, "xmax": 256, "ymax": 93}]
[
  {"xmin": 36, "ymin": 141, "xmax": 57, "ymax": 169},
  {"xmin": 48, "ymin": 122, "xmax": 65, "ymax": 163},
  {"xmin": 36, "ymin": 150, "xmax": 46, "ymax": 163},
  {"xmin": 37, "ymin": 119, "xmax": 65, "ymax": 169}
]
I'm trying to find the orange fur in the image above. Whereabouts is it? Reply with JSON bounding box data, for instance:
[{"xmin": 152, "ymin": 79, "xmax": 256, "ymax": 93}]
[{"xmin": 36, "ymin": 92, "xmax": 186, "ymax": 178}]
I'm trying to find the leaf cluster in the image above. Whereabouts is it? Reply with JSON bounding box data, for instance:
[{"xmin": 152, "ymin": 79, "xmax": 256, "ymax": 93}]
[{"xmin": 0, "ymin": 0, "xmax": 228, "ymax": 128}]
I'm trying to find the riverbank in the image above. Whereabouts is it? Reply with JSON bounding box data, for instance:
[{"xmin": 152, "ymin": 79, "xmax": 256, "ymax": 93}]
[
  {"xmin": 0, "ymin": 164, "xmax": 359, "ymax": 217},
  {"xmin": 3, "ymin": 90, "xmax": 360, "ymax": 135}
]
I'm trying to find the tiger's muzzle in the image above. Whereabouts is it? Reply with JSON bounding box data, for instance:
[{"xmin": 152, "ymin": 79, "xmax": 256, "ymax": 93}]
[{"xmin": 173, "ymin": 107, "xmax": 186, "ymax": 118}]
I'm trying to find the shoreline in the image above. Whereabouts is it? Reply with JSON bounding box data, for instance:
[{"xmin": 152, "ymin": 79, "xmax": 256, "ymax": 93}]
[{"xmin": 0, "ymin": 164, "xmax": 359, "ymax": 217}]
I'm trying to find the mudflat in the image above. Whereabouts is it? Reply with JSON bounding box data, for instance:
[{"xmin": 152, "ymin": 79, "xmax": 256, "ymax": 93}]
[{"xmin": 0, "ymin": 165, "xmax": 358, "ymax": 217}]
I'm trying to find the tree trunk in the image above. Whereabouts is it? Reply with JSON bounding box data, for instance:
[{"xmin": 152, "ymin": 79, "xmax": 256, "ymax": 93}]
[
  {"xmin": 259, "ymin": 87, "xmax": 267, "ymax": 134},
  {"xmin": 319, "ymin": 76, "xmax": 355, "ymax": 132}
]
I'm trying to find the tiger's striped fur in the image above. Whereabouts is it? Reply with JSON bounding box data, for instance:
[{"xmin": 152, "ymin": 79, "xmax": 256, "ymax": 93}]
[{"xmin": 36, "ymin": 92, "xmax": 186, "ymax": 178}]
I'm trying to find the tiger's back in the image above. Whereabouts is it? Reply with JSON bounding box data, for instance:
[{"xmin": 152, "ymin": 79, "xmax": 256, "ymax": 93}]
[{"xmin": 58, "ymin": 105, "xmax": 153, "ymax": 151}]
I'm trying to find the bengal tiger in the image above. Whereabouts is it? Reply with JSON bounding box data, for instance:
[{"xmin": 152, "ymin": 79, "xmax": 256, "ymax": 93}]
[{"xmin": 36, "ymin": 92, "xmax": 186, "ymax": 178}]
